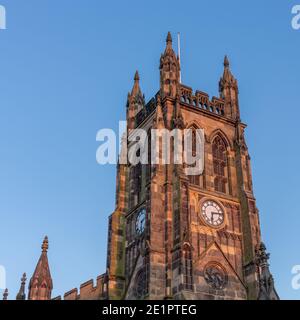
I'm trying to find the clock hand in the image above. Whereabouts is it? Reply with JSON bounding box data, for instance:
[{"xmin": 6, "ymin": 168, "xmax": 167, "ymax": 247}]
[
  {"xmin": 211, "ymin": 211, "xmax": 219, "ymax": 223},
  {"xmin": 140, "ymin": 218, "xmax": 145, "ymax": 232}
]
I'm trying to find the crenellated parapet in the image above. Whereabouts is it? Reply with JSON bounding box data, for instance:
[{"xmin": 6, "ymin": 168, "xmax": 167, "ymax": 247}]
[
  {"xmin": 135, "ymin": 85, "xmax": 229, "ymax": 130},
  {"xmin": 53, "ymin": 274, "xmax": 107, "ymax": 301},
  {"xmin": 179, "ymin": 84, "xmax": 226, "ymax": 117}
]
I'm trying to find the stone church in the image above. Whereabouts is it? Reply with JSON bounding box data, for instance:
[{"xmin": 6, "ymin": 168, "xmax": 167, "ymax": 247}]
[{"xmin": 4, "ymin": 32, "xmax": 279, "ymax": 301}]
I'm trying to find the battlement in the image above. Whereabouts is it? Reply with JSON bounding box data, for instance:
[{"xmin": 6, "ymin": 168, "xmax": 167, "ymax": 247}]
[
  {"xmin": 52, "ymin": 274, "xmax": 107, "ymax": 301},
  {"xmin": 135, "ymin": 85, "xmax": 227, "ymax": 129},
  {"xmin": 179, "ymin": 84, "xmax": 226, "ymax": 117}
]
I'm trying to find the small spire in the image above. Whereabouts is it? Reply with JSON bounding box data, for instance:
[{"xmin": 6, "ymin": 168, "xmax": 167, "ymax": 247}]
[
  {"xmin": 134, "ymin": 70, "xmax": 140, "ymax": 82},
  {"xmin": 22, "ymin": 272, "xmax": 27, "ymax": 283},
  {"xmin": 3, "ymin": 288, "xmax": 8, "ymax": 300},
  {"xmin": 255, "ymin": 242, "xmax": 279, "ymax": 300},
  {"xmin": 166, "ymin": 32, "xmax": 172, "ymax": 44},
  {"xmin": 131, "ymin": 70, "xmax": 142, "ymax": 97},
  {"xmin": 224, "ymin": 55, "xmax": 230, "ymax": 68},
  {"xmin": 28, "ymin": 236, "xmax": 53, "ymax": 300},
  {"xmin": 16, "ymin": 273, "xmax": 27, "ymax": 300},
  {"xmin": 42, "ymin": 236, "xmax": 49, "ymax": 253},
  {"xmin": 220, "ymin": 55, "xmax": 236, "ymax": 87}
]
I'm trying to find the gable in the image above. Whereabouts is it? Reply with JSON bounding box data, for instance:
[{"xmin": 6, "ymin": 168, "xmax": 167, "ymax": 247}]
[{"xmin": 193, "ymin": 241, "xmax": 247, "ymax": 300}]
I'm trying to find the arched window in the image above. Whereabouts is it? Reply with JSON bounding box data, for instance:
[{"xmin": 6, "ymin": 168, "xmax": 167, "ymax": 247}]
[
  {"xmin": 40, "ymin": 283, "xmax": 47, "ymax": 299},
  {"xmin": 134, "ymin": 162, "xmax": 142, "ymax": 204},
  {"xmin": 188, "ymin": 128, "xmax": 200, "ymax": 186},
  {"xmin": 129, "ymin": 155, "xmax": 142, "ymax": 208},
  {"xmin": 212, "ymin": 136, "xmax": 228, "ymax": 194},
  {"xmin": 146, "ymin": 130, "xmax": 152, "ymax": 181},
  {"xmin": 134, "ymin": 269, "xmax": 146, "ymax": 299}
]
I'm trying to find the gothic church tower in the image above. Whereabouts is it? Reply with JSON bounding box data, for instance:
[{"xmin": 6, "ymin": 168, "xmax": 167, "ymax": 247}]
[{"xmin": 105, "ymin": 32, "xmax": 279, "ymax": 300}]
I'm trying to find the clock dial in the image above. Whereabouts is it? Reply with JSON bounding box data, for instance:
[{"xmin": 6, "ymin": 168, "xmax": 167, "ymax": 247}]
[
  {"xmin": 135, "ymin": 208, "xmax": 146, "ymax": 236},
  {"xmin": 201, "ymin": 200, "xmax": 224, "ymax": 227}
]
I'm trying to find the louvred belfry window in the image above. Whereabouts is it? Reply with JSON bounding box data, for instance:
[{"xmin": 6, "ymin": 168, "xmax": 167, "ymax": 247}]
[
  {"xmin": 183, "ymin": 244, "xmax": 193, "ymax": 290},
  {"xmin": 212, "ymin": 136, "xmax": 228, "ymax": 193},
  {"xmin": 188, "ymin": 128, "xmax": 200, "ymax": 186}
]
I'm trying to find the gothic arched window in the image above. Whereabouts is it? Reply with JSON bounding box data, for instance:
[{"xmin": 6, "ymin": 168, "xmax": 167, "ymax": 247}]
[
  {"xmin": 212, "ymin": 136, "xmax": 228, "ymax": 194},
  {"xmin": 134, "ymin": 269, "xmax": 146, "ymax": 299},
  {"xmin": 129, "ymin": 161, "xmax": 142, "ymax": 208},
  {"xmin": 40, "ymin": 282, "xmax": 48, "ymax": 300},
  {"xmin": 188, "ymin": 128, "xmax": 200, "ymax": 186}
]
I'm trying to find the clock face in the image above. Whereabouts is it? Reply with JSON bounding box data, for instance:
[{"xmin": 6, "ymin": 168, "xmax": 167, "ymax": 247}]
[
  {"xmin": 135, "ymin": 209, "xmax": 146, "ymax": 236},
  {"xmin": 201, "ymin": 200, "xmax": 224, "ymax": 227}
]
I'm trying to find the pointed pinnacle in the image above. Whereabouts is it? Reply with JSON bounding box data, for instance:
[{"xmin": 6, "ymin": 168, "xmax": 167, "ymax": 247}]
[
  {"xmin": 134, "ymin": 70, "xmax": 140, "ymax": 82},
  {"xmin": 16, "ymin": 273, "xmax": 27, "ymax": 300},
  {"xmin": 42, "ymin": 236, "xmax": 49, "ymax": 253},
  {"xmin": 131, "ymin": 70, "xmax": 142, "ymax": 96},
  {"xmin": 224, "ymin": 55, "xmax": 230, "ymax": 68},
  {"xmin": 3, "ymin": 289, "xmax": 8, "ymax": 300},
  {"xmin": 21, "ymin": 273, "xmax": 27, "ymax": 284},
  {"xmin": 166, "ymin": 32, "xmax": 172, "ymax": 44}
]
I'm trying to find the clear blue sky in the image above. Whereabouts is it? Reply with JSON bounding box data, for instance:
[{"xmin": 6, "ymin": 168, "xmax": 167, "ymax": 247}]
[{"xmin": 0, "ymin": 0, "xmax": 299, "ymax": 300}]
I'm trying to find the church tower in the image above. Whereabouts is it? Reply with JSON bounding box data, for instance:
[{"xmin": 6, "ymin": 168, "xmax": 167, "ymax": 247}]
[{"xmin": 105, "ymin": 32, "xmax": 278, "ymax": 300}]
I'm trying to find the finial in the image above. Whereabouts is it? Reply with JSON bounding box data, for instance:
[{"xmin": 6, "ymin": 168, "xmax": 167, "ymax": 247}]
[
  {"xmin": 131, "ymin": 70, "xmax": 142, "ymax": 97},
  {"xmin": 21, "ymin": 273, "xmax": 27, "ymax": 285},
  {"xmin": 166, "ymin": 32, "xmax": 172, "ymax": 44},
  {"xmin": 3, "ymin": 289, "xmax": 8, "ymax": 300},
  {"xmin": 16, "ymin": 273, "xmax": 27, "ymax": 300},
  {"xmin": 42, "ymin": 236, "xmax": 49, "ymax": 253},
  {"xmin": 255, "ymin": 242, "xmax": 270, "ymax": 266},
  {"xmin": 224, "ymin": 55, "xmax": 230, "ymax": 68},
  {"xmin": 134, "ymin": 70, "xmax": 140, "ymax": 82}
]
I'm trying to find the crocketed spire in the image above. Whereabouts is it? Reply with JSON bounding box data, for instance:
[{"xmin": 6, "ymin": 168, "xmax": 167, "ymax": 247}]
[
  {"xmin": 127, "ymin": 70, "xmax": 145, "ymax": 129},
  {"xmin": 220, "ymin": 55, "xmax": 236, "ymax": 85},
  {"xmin": 42, "ymin": 236, "xmax": 49, "ymax": 253},
  {"xmin": 2, "ymin": 288, "xmax": 8, "ymax": 300},
  {"xmin": 166, "ymin": 32, "xmax": 172, "ymax": 47},
  {"xmin": 16, "ymin": 273, "xmax": 27, "ymax": 300},
  {"xmin": 160, "ymin": 32, "xmax": 180, "ymax": 98},
  {"xmin": 134, "ymin": 70, "xmax": 140, "ymax": 81},
  {"xmin": 224, "ymin": 55, "xmax": 230, "ymax": 68},
  {"xmin": 28, "ymin": 236, "xmax": 53, "ymax": 300},
  {"xmin": 131, "ymin": 70, "xmax": 142, "ymax": 97},
  {"xmin": 255, "ymin": 242, "xmax": 279, "ymax": 300},
  {"xmin": 219, "ymin": 55, "xmax": 240, "ymax": 120}
]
